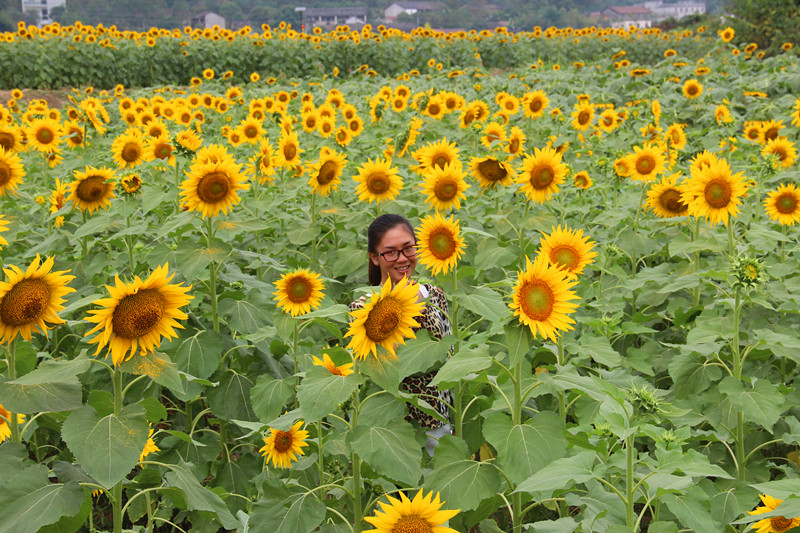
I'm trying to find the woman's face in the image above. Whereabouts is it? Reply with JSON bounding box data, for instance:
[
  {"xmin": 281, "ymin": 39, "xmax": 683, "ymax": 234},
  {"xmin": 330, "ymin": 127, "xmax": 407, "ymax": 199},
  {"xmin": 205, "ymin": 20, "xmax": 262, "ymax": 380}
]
[{"xmin": 370, "ymin": 224, "xmax": 417, "ymax": 286}]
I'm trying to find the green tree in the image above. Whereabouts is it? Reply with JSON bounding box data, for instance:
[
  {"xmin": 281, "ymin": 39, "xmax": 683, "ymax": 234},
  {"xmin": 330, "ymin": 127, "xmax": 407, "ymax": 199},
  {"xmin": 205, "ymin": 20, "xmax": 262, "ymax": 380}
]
[{"xmin": 723, "ymin": 0, "xmax": 800, "ymax": 53}]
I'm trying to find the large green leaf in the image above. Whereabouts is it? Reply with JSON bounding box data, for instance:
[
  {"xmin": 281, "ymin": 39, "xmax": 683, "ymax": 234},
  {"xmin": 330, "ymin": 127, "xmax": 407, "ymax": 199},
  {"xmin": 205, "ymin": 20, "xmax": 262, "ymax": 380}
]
[
  {"xmin": 118, "ymin": 351, "xmax": 184, "ymax": 393},
  {"xmin": 655, "ymin": 448, "xmax": 732, "ymax": 479},
  {"xmin": 348, "ymin": 420, "xmax": 423, "ymax": 485},
  {"xmin": 219, "ymin": 298, "xmax": 271, "ymax": 334},
  {"xmin": 250, "ymin": 491, "xmax": 326, "ymax": 533},
  {"xmin": 459, "ymin": 286, "xmax": 507, "ymax": 322},
  {"xmin": 297, "ymin": 367, "xmax": 361, "ymax": 423},
  {"xmin": 566, "ymin": 334, "xmax": 622, "ymax": 368},
  {"xmin": 662, "ymin": 491, "xmax": 720, "ymax": 532},
  {"xmin": 397, "ymin": 331, "xmax": 453, "ymax": 380},
  {"xmin": 515, "ymin": 451, "xmax": 598, "ymax": 495},
  {"xmin": 504, "ymin": 324, "xmax": 530, "ymax": 366},
  {"xmin": 206, "ymin": 370, "xmax": 257, "ymax": 422},
  {"xmin": 718, "ymin": 377, "xmax": 784, "ymax": 431},
  {"xmin": 429, "ymin": 345, "xmax": 492, "ymax": 386},
  {"xmin": 361, "ymin": 352, "xmax": 402, "ymax": 393},
  {"xmin": 482, "ymin": 411, "xmax": 567, "ymax": 484},
  {"xmin": 750, "ymin": 479, "xmax": 800, "ymax": 500},
  {"xmin": 173, "ymin": 330, "xmax": 224, "ymax": 379},
  {"xmin": 0, "ymin": 358, "xmax": 89, "ymax": 413},
  {"xmin": 61, "ymin": 404, "xmax": 149, "ymax": 488},
  {"xmin": 250, "ymin": 374, "xmax": 295, "ymax": 423},
  {"xmin": 163, "ymin": 461, "xmax": 241, "ymax": 530}
]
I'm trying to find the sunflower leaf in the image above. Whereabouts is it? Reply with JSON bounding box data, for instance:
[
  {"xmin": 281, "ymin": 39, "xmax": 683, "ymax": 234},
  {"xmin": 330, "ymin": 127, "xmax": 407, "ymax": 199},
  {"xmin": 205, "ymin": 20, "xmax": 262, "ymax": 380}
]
[
  {"xmin": 171, "ymin": 329, "xmax": 224, "ymax": 380},
  {"xmin": 429, "ymin": 345, "xmax": 493, "ymax": 386},
  {"xmin": 459, "ymin": 285, "xmax": 508, "ymax": 323},
  {"xmin": 163, "ymin": 460, "xmax": 241, "ymax": 530},
  {"xmin": 249, "ymin": 491, "xmax": 326, "ymax": 533},
  {"xmin": 0, "ymin": 358, "xmax": 87, "ymax": 413},
  {"xmin": 718, "ymin": 377, "xmax": 783, "ymax": 431},
  {"xmin": 297, "ymin": 367, "xmax": 361, "ymax": 423},
  {"xmin": 347, "ymin": 420, "xmax": 423, "ymax": 486},
  {"xmin": 515, "ymin": 451, "xmax": 598, "ymax": 496},
  {"xmin": 207, "ymin": 370, "xmax": 257, "ymax": 422},
  {"xmin": 219, "ymin": 298, "xmax": 271, "ymax": 334},
  {"xmin": 250, "ymin": 374, "xmax": 295, "ymax": 423}
]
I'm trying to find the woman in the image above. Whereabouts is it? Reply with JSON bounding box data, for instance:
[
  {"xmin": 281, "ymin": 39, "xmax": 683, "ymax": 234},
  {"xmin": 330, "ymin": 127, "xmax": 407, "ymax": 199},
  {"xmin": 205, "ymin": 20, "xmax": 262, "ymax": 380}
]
[{"xmin": 348, "ymin": 214, "xmax": 452, "ymax": 454}]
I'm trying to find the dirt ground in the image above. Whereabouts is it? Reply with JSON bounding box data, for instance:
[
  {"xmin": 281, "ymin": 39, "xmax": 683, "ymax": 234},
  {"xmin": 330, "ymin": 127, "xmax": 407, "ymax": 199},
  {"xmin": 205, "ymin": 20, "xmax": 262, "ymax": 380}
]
[{"xmin": 0, "ymin": 88, "xmax": 74, "ymax": 108}]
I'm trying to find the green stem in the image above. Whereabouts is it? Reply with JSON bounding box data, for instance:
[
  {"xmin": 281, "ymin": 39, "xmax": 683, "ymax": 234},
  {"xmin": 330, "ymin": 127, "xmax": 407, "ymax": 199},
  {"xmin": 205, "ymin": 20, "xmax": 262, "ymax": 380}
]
[
  {"xmin": 205, "ymin": 217, "xmax": 219, "ymax": 332},
  {"xmin": 625, "ymin": 433, "xmax": 636, "ymax": 531},
  {"xmin": 727, "ymin": 218, "xmax": 736, "ymax": 257},
  {"xmin": 692, "ymin": 217, "xmax": 701, "ymax": 307},
  {"xmin": 112, "ymin": 367, "xmax": 123, "ymax": 533},
  {"xmin": 511, "ymin": 360, "xmax": 523, "ymax": 533},
  {"xmin": 731, "ymin": 289, "xmax": 746, "ymax": 482},
  {"xmin": 450, "ymin": 268, "xmax": 463, "ymax": 438},
  {"xmin": 351, "ymin": 384, "xmax": 362, "ymax": 533},
  {"xmin": 557, "ymin": 338, "xmax": 566, "ymax": 425},
  {"xmin": 292, "ymin": 321, "xmax": 300, "ymax": 390},
  {"xmin": 81, "ymin": 211, "xmax": 88, "ymax": 258},
  {"xmin": 310, "ymin": 193, "xmax": 318, "ymax": 265},
  {"xmin": 316, "ymin": 420, "xmax": 325, "ymax": 488},
  {"xmin": 6, "ymin": 340, "xmax": 20, "ymax": 443}
]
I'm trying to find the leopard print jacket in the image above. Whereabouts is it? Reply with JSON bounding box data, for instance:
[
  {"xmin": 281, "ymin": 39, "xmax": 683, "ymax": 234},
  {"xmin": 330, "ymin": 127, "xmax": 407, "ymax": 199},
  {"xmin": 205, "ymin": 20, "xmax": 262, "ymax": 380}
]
[{"xmin": 349, "ymin": 283, "xmax": 452, "ymax": 429}]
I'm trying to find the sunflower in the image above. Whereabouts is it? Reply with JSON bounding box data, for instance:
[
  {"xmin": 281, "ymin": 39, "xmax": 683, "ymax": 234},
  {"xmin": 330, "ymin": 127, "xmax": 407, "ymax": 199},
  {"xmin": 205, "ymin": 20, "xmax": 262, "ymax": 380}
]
[
  {"xmin": 0, "ymin": 255, "xmax": 75, "ymax": 344},
  {"xmin": 145, "ymin": 135, "xmax": 175, "ymax": 166},
  {"xmin": 273, "ymin": 269, "xmax": 325, "ymax": 316},
  {"xmin": 395, "ymin": 117, "xmax": 423, "ymax": 157},
  {"xmin": 509, "ymin": 255, "xmax": 579, "ymax": 341},
  {"xmin": 139, "ymin": 426, "xmax": 160, "ymax": 462},
  {"xmin": 420, "ymin": 163, "xmax": 470, "ymax": 211},
  {"xmin": 275, "ymin": 131, "xmax": 303, "ymax": 169},
  {"xmin": 715, "ymin": 104, "xmax": 733, "ymax": 124},
  {"xmin": 626, "ymin": 143, "xmax": 666, "ymax": 182},
  {"xmin": 202, "ymin": 68, "xmax": 214, "ymax": 80},
  {"xmin": 719, "ymin": 27, "xmax": 734, "ymax": 43},
  {"xmin": 312, "ymin": 352, "xmax": 354, "ymax": 376},
  {"xmin": 762, "ymin": 137, "xmax": 797, "ymax": 168},
  {"xmin": 238, "ymin": 116, "xmax": 266, "ymax": 144},
  {"xmin": 573, "ymin": 171, "xmax": 592, "ymax": 189},
  {"xmin": 345, "ymin": 277, "xmax": 425, "ymax": 360},
  {"xmin": 414, "ymin": 138, "xmax": 460, "ymax": 173},
  {"xmin": 0, "ymin": 215, "xmax": 7, "ymax": 249},
  {"xmin": 0, "ymin": 147, "xmax": 25, "ymax": 196},
  {"xmin": 180, "ymin": 157, "xmax": 249, "ymax": 218},
  {"xmin": 537, "ymin": 226, "xmax": 597, "ymax": 279},
  {"xmin": 570, "ymin": 101, "xmax": 595, "ymax": 131},
  {"xmin": 26, "ymin": 118, "xmax": 62, "ymax": 153},
  {"xmin": 506, "ymin": 126, "xmax": 526, "ymax": 156},
  {"xmin": 682, "ymin": 79, "xmax": 703, "ymax": 99},
  {"xmin": 689, "ymin": 150, "xmax": 719, "ymax": 177},
  {"xmin": 664, "ymin": 124, "xmax": 687, "ymax": 150},
  {"xmin": 121, "ymin": 174, "xmax": 142, "ymax": 194},
  {"xmin": 481, "ymin": 121, "xmax": 507, "ymax": 148},
  {"xmin": 470, "ymin": 156, "xmax": 516, "ymax": 188},
  {"xmin": 743, "ymin": 122, "xmax": 763, "ymax": 142},
  {"xmin": 84, "ymin": 264, "xmax": 193, "ymax": 366},
  {"xmin": 176, "ymin": 129, "xmax": 202, "ymax": 153},
  {"xmin": 747, "ymin": 494, "xmax": 800, "ymax": 533},
  {"xmin": 353, "ymin": 157, "xmax": 402, "ymax": 204},
  {"xmin": 0, "ymin": 125, "xmax": 24, "ymax": 153},
  {"xmin": 681, "ymin": 158, "xmax": 747, "ymax": 226},
  {"xmin": 111, "ymin": 129, "xmax": 145, "ymax": 169},
  {"xmin": 764, "ymin": 183, "xmax": 800, "ymax": 225},
  {"xmin": 0, "ymin": 403, "xmax": 25, "ymax": 443},
  {"xmin": 792, "ymin": 98, "xmax": 800, "ymax": 128},
  {"xmin": 647, "ymin": 174, "xmax": 689, "ymax": 218},
  {"xmin": 259, "ymin": 421, "xmax": 309, "ymax": 469},
  {"xmin": 365, "ymin": 490, "xmax": 459, "ymax": 533},
  {"xmin": 416, "ymin": 212, "xmax": 465, "ymax": 276},
  {"xmin": 517, "ymin": 147, "xmax": 568, "ymax": 203},
  {"xmin": 67, "ymin": 166, "xmax": 117, "ymax": 213},
  {"xmin": 597, "ymin": 109, "xmax": 620, "ymax": 133}
]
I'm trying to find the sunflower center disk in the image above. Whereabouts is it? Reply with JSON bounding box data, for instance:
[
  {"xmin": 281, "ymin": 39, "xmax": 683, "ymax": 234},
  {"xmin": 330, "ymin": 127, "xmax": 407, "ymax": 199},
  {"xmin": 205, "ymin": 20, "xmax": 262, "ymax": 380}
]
[
  {"xmin": 704, "ymin": 180, "xmax": 731, "ymax": 208},
  {"xmin": 76, "ymin": 175, "xmax": 108, "ymax": 202},
  {"xmin": 436, "ymin": 181, "xmax": 458, "ymax": 201},
  {"xmin": 287, "ymin": 280, "xmax": 312, "ymax": 303},
  {"xmin": 37, "ymin": 128, "xmax": 54, "ymax": 144},
  {"xmin": 434, "ymin": 155, "xmax": 448, "ymax": 169},
  {"xmin": 579, "ymin": 111, "xmax": 591, "ymax": 125},
  {"xmin": 0, "ymin": 278, "xmax": 52, "ymax": 326},
  {"xmin": 273, "ymin": 431, "xmax": 293, "ymax": 452},
  {"xmin": 530, "ymin": 100, "xmax": 543, "ymax": 112},
  {"xmin": 111, "ymin": 288, "xmax": 167, "ymax": 340},
  {"xmin": 0, "ymin": 162, "xmax": 11, "ymax": 185},
  {"xmin": 284, "ymin": 145, "xmax": 297, "ymax": 160},
  {"xmin": 391, "ymin": 514, "xmax": 433, "ymax": 533},
  {"xmin": 660, "ymin": 189, "xmax": 686, "ymax": 212},
  {"xmin": 156, "ymin": 145, "xmax": 172, "ymax": 159},
  {"xmin": 478, "ymin": 159, "xmax": 506, "ymax": 182},
  {"xmin": 0, "ymin": 405, "xmax": 9, "ymax": 420},
  {"xmin": 551, "ymin": 246, "xmax": 579, "ymax": 270},
  {"xmin": 522, "ymin": 281, "xmax": 555, "ymax": 321},
  {"xmin": 0, "ymin": 133, "xmax": 14, "ymax": 150},
  {"xmin": 364, "ymin": 298, "xmax": 402, "ymax": 342},
  {"xmin": 367, "ymin": 174, "xmax": 388, "ymax": 194},
  {"xmin": 197, "ymin": 172, "xmax": 231, "ymax": 203},
  {"xmin": 636, "ymin": 156, "xmax": 653, "ymax": 174},
  {"xmin": 776, "ymin": 194, "xmax": 798, "ymax": 214},
  {"xmin": 430, "ymin": 231, "xmax": 456, "ymax": 260},
  {"xmin": 317, "ymin": 161, "xmax": 337, "ymax": 185},
  {"xmin": 532, "ymin": 166, "xmax": 554, "ymax": 189},
  {"xmin": 770, "ymin": 516, "xmax": 794, "ymax": 532},
  {"xmin": 122, "ymin": 143, "xmax": 140, "ymax": 162}
]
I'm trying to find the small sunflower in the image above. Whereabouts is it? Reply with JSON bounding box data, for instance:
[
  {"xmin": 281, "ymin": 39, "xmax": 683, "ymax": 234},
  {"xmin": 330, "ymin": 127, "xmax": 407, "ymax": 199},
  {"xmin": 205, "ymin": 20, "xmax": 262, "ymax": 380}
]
[
  {"xmin": 307, "ymin": 148, "xmax": 347, "ymax": 196},
  {"xmin": 420, "ymin": 162, "xmax": 470, "ymax": 211},
  {"xmin": 647, "ymin": 174, "xmax": 689, "ymax": 218},
  {"xmin": 470, "ymin": 156, "xmax": 516, "ymax": 188},
  {"xmin": 664, "ymin": 123, "xmax": 687, "ymax": 150},
  {"xmin": 747, "ymin": 494, "xmax": 800, "ymax": 533},
  {"xmin": 0, "ymin": 255, "xmax": 75, "ymax": 344},
  {"xmin": 353, "ymin": 157, "xmax": 402, "ymax": 204},
  {"xmin": 416, "ymin": 212, "xmax": 465, "ymax": 276},
  {"xmin": 573, "ymin": 171, "xmax": 592, "ymax": 189},
  {"xmin": 522, "ymin": 90, "xmax": 549, "ymax": 119},
  {"xmin": 202, "ymin": 68, "xmax": 214, "ymax": 80},
  {"xmin": 121, "ymin": 174, "xmax": 142, "ymax": 195},
  {"xmin": 537, "ymin": 226, "xmax": 597, "ymax": 278},
  {"xmin": 84, "ymin": 264, "xmax": 193, "ymax": 366},
  {"xmin": 67, "ymin": 166, "xmax": 117, "ymax": 213},
  {"xmin": 481, "ymin": 121, "xmax": 507, "ymax": 148},
  {"xmin": 275, "ymin": 131, "xmax": 303, "ymax": 169},
  {"xmin": 413, "ymin": 138, "xmax": 460, "ymax": 174},
  {"xmin": 509, "ymin": 255, "xmax": 579, "ymax": 341},
  {"xmin": 345, "ymin": 277, "xmax": 425, "ymax": 360},
  {"xmin": 26, "ymin": 117, "xmax": 62, "ymax": 153},
  {"xmin": 139, "ymin": 425, "xmax": 160, "ymax": 462},
  {"xmin": 312, "ymin": 352, "xmax": 354, "ymax": 376},
  {"xmin": 681, "ymin": 158, "xmax": 747, "ymax": 226},
  {"xmin": 273, "ymin": 269, "xmax": 325, "ymax": 317},
  {"xmin": 112, "ymin": 129, "xmax": 145, "ymax": 168},
  {"xmin": 682, "ymin": 79, "xmax": 703, "ymax": 99},
  {"xmin": 180, "ymin": 157, "xmax": 250, "ymax": 218},
  {"xmin": 762, "ymin": 137, "xmax": 797, "ymax": 168},
  {"xmin": 719, "ymin": 27, "xmax": 734, "ymax": 43},
  {"xmin": 365, "ymin": 490, "xmax": 459, "ymax": 533},
  {"xmin": 0, "ymin": 147, "xmax": 25, "ymax": 196},
  {"xmin": 145, "ymin": 135, "xmax": 176, "ymax": 166},
  {"xmin": 176, "ymin": 129, "xmax": 202, "ymax": 152},
  {"xmin": 0, "ymin": 215, "xmax": 7, "ymax": 249},
  {"xmin": 764, "ymin": 183, "xmax": 800, "ymax": 225},
  {"xmin": 506, "ymin": 126, "xmax": 526, "ymax": 156},
  {"xmin": 517, "ymin": 147, "xmax": 568, "ymax": 203},
  {"xmin": 259, "ymin": 421, "xmax": 309, "ymax": 469},
  {"xmin": 570, "ymin": 101, "xmax": 595, "ymax": 131},
  {"xmin": 761, "ymin": 120, "xmax": 784, "ymax": 143},
  {"xmin": 689, "ymin": 150, "xmax": 719, "ymax": 177},
  {"xmin": 626, "ymin": 143, "xmax": 666, "ymax": 182}
]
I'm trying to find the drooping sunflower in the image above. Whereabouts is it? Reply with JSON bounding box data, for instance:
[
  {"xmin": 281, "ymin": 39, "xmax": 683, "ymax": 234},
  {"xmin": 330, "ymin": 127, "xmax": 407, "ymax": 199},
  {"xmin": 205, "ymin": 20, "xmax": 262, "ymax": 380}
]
[
  {"xmin": 626, "ymin": 143, "xmax": 666, "ymax": 182},
  {"xmin": 259, "ymin": 421, "xmax": 309, "ymax": 469},
  {"xmin": 312, "ymin": 352, "xmax": 354, "ymax": 376},
  {"xmin": 570, "ymin": 101, "xmax": 595, "ymax": 131},
  {"xmin": 307, "ymin": 148, "xmax": 347, "ymax": 196},
  {"xmin": 67, "ymin": 166, "xmax": 117, "ymax": 213},
  {"xmin": 365, "ymin": 490, "xmax": 459, "ymax": 533},
  {"xmin": 0, "ymin": 403, "xmax": 25, "ymax": 443},
  {"xmin": 470, "ymin": 156, "xmax": 516, "ymax": 188},
  {"xmin": 647, "ymin": 173, "xmax": 690, "ymax": 218},
  {"xmin": 180, "ymin": 157, "xmax": 250, "ymax": 218},
  {"xmin": 522, "ymin": 90, "xmax": 549, "ymax": 119},
  {"xmin": 0, "ymin": 147, "xmax": 25, "ymax": 196},
  {"xmin": 395, "ymin": 117, "xmax": 423, "ymax": 158},
  {"xmin": 345, "ymin": 277, "xmax": 425, "ymax": 360},
  {"xmin": 25, "ymin": 117, "xmax": 62, "ymax": 153},
  {"xmin": 747, "ymin": 494, "xmax": 800, "ymax": 533},
  {"xmin": 762, "ymin": 137, "xmax": 797, "ymax": 168},
  {"xmin": 681, "ymin": 158, "xmax": 747, "ymax": 226},
  {"xmin": 273, "ymin": 269, "xmax": 325, "ymax": 317},
  {"xmin": 537, "ymin": 226, "xmax": 597, "ymax": 278},
  {"xmin": 509, "ymin": 255, "xmax": 580, "ymax": 341},
  {"xmin": 84, "ymin": 263, "xmax": 193, "ymax": 366},
  {"xmin": 420, "ymin": 162, "xmax": 470, "ymax": 211},
  {"xmin": 517, "ymin": 147, "xmax": 568, "ymax": 203},
  {"xmin": 176, "ymin": 129, "xmax": 202, "ymax": 152},
  {"xmin": 764, "ymin": 183, "xmax": 800, "ymax": 225},
  {"xmin": 353, "ymin": 157, "xmax": 402, "ymax": 204},
  {"xmin": 416, "ymin": 212, "xmax": 465, "ymax": 276},
  {"xmin": 0, "ymin": 255, "xmax": 75, "ymax": 344},
  {"xmin": 682, "ymin": 79, "xmax": 703, "ymax": 99},
  {"xmin": 121, "ymin": 174, "xmax": 142, "ymax": 195}
]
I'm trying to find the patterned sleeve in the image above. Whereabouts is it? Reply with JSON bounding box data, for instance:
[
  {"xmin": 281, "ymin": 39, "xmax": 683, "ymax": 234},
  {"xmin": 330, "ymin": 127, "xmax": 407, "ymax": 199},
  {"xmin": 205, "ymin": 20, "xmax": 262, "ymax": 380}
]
[{"xmin": 421, "ymin": 284, "xmax": 451, "ymax": 339}]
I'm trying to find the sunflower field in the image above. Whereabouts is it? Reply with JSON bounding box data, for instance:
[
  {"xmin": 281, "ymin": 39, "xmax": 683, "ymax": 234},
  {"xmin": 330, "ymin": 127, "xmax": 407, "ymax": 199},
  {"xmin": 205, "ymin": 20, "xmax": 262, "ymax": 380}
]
[{"xmin": 1, "ymin": 19, "xmax": 800, "ymax": 533}]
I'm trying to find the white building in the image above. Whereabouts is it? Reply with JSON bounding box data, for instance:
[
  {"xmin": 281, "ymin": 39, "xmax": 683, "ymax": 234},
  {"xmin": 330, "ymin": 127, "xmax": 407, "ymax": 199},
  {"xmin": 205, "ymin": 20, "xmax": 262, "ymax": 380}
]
[
  {"xmin": 601, "ymin": 5, "xmax": 653, "ymax": 29},
  {"xmin": 642, "ymin": 1, "xmax": 706, "ymax": 22},
  {"xmin": 384, "ymin": 2, "xmax": 444, "ymax": 21},
  {"xmin": 190, "ymin": 11, "xmax": 226, "ymax": 30},
  {"xmin": 20, "ymin": 0, "xmax": 65, "ymax": 27}
]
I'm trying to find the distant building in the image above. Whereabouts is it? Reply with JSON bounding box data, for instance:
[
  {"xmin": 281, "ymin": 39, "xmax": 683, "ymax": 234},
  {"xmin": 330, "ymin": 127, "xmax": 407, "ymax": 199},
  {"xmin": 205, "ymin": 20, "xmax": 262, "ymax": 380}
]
[
  {"xmin": 20, "ymin": 0, "xmax": 66, "ymax": 27},
  {"xmin": 642, "ymin": 1, "xmax": 706, "ymax": 22},
  {"xmin": 600, "ymin": 5, "xmax": 653, "ymax": 29},
  {"xmin": 302, "ymin": 7, "xmax": 368, "ymax": 30},
  {"xmin": 384, "ymin": 2, "xmax": 445, "ymax": 21},
  {"xmin": 190, "ymin": 11, "xmax": 226, "ymax": 30}
]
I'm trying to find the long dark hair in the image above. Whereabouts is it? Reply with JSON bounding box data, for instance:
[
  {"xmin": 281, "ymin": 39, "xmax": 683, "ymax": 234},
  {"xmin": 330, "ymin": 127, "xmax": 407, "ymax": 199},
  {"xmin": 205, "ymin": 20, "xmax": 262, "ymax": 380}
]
[{"xmin": 367, "ymin": 214, "xmax": 415, "ymax": 286}]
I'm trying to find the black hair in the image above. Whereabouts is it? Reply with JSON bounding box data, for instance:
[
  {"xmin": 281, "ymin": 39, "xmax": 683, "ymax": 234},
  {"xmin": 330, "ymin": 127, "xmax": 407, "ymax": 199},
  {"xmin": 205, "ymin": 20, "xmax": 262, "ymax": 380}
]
[{"xmin": 367, "ymin": 214, "xmax": 415, "ymax": 286}]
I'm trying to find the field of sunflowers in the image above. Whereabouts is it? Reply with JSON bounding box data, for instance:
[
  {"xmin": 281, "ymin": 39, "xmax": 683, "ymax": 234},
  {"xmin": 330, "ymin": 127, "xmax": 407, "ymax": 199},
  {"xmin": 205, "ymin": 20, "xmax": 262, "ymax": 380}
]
[{"xmin": 1, "ymin": 19, "xmax": 800, "ymax": 533}]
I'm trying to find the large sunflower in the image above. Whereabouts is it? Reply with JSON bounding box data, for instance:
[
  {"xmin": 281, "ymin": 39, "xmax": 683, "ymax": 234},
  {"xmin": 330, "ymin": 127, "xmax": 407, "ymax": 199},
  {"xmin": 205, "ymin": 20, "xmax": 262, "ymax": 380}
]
[
  {"xmin": 416, "ymin": 213, "xmax": 465, "ymax": 276},
  {"xmin": 111, "ymin": 129, "xmax": 146, "ymax": 168},
  {"xmin": 0, "ymin": 125, "xmax": 24, "ymax": 153},
  {"xmin": 67, "ymin": 166, "xmax": 117, "ymax": 213},
  {"xmin": 516, "ymin": 147, "xmax": 567, "ymax": 203},
  {"xmin": 84, "ymin": 263, "xmax": 193, "ymax": 366},
  {"xmin": 180, "ymin": 157, "xmax": 250, "ymax": 218},
  {"xmin": 0, "ymin": 147, "xmax": 25, "ymax": 196},
  {"xmin": 259, "ymin": 420, "xmax": 309, "ymax": 469},
  {"xmin": 345, "ymin": 277, "xmax": 425, "ymax": 360},
  {"xmin": 470, "ymin": 156, "xmax": 516, "ymax": 188},
  {"xmin": 764, "ymin": 183, "xmax": 800, "ymax": 225},
  {"xmin": 747, "ymin": 494, "xmax": 800, "ymax": 533},
  {"xmin": 273, "ymin": 269, "xmax": 325, "ymax": 316},
  {"xmin": 537, "ymin": 226, "xmax": 597, "ymax": 278},
  {"xmin": 353, "ymin": 157, "xmax": 402, "ymax": 204},
  {"xmin": 420, "ymin": 162, "xmax": 470, "ymax": 211},
  {"xmin": 307, "ymin": 147, "xmax": 347, "ymax": 196},
  {"xmin": 762, "ymin": 137, "xmax": 797, "ymax": 168},
  {"xmin": 647, "ymin": 174, "xmax": 690, "ymax": 218},
  {"xmin": 25, "ymin": 117, "xmax": 62, "ymax": 153},
  {"xmin": 626, "ymin": 143, "xmax": 666, "ymax": 182},
  {"xmin": 0, "ymin": 255, "xmax": 75, "ymax": 344},
  {"xmin": 509, "ymin": 255, "xmax": 579, "ymax": 341},
  {"xmin": 681, "ymin": 158, "xmax": 747, "ymax": 226},
  {"xmin": 365, "ymin": 490, "xmax": 459, "ymax": 533}
]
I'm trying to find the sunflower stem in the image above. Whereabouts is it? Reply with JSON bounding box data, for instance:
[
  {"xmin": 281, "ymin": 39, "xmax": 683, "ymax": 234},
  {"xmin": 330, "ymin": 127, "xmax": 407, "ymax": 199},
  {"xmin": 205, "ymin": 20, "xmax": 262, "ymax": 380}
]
[
  {"xmin": 310, "ymin": 193, "xmax": 318, "ymax": 265},
  {"xmin": 450, "ymin": 268, "xmax": 463, "ymax": 438},
  {"xmin": 691, "ymin": 217, "xmax": 701, "ymax": 307},
  {"xmin": 556, "ymin": 337, "xmax": 567, "ymax": 425},
  {"xmin": 205, "ymin": 217, "xmax": 219, "ymax": 332},
  {"xmin": 510, "ymin": 360, "xmax": 523, "ymax": 533},
  {"xmin": 625, "ymin": 433, "xmax": 636, "ymax": 531},
  {"xmin": 6, "ymin": 339, "xmax": 20, "ymax": 443},
  {"xmin": 292, "ymin": 321, "xmax": 300, "ymax": 389},
  {"xmin": 316, "ymin": 420, "xmax": 325, "ymax": 487},
  {"xmin": 731, "ymin": 289, "xmax": 747, "ymax": 482},
  {"xmin": 112, "ymin": 366, "xmax": 123, "ymax": 533},
  {"xmin": 727, "ymin": 218, "xmax": 736, "ymax": 257},
  {"xmin": 350, "ymin": 385, "xmax": 363, "ymax": 533},
  {"xmin": 632, "ymin": 181, "xmax": 647, "ymax": 233}
]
